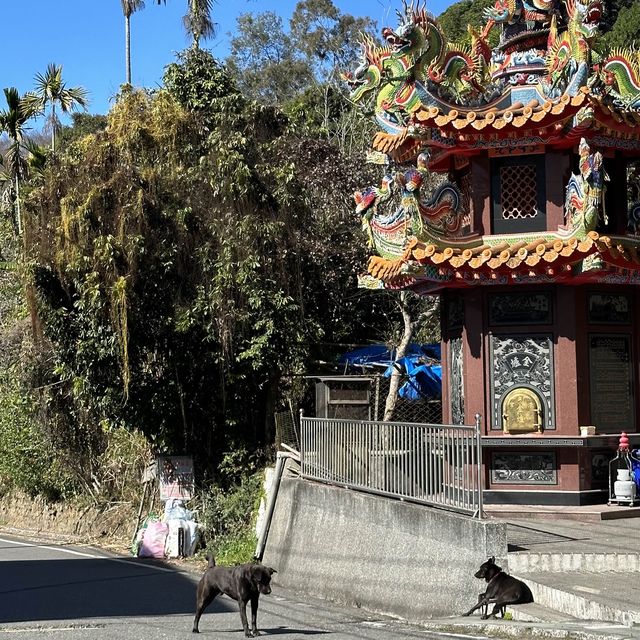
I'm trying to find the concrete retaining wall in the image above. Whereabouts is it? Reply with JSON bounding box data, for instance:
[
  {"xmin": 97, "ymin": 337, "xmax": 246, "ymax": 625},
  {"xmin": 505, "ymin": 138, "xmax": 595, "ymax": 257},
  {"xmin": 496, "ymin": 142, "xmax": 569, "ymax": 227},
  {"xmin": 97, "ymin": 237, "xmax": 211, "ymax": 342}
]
[{"xmin": 262, "ymin": 477, "xmax": 507, "ymax": 622}]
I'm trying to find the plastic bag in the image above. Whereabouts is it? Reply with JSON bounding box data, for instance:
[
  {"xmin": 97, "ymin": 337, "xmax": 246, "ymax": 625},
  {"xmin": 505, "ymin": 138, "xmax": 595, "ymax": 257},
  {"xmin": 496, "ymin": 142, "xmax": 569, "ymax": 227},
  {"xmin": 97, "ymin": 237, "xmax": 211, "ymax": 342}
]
[
  {"xmin": 163, "ymin": 498, "xmax": 193, "ymax": 522},
  {"xmin": 138, "ymin": 520, "xmax": 169, "ymax": 558},
  {"xmin": 132, "ymin": 514, "xmax": 160, "ymax": 556},
  {"xmin": 164, "ymin": 518, "xmax": 202, "ymax": 557}
]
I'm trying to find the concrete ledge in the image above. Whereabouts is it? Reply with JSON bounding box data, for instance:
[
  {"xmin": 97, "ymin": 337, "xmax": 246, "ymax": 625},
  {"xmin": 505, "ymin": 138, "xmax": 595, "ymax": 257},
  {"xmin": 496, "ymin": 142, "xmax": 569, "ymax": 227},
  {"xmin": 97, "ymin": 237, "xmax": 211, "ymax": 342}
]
[
  {"xmin": 514, "ymin": 573, "xmax": 640, "ymax": 626},
  {"xmin": 509, "ymin": 552, "xmax": 640, "ymax": 573},
  {"xmin": 262, "ymin": 477, "xmax": 507, "ymax": 622}
]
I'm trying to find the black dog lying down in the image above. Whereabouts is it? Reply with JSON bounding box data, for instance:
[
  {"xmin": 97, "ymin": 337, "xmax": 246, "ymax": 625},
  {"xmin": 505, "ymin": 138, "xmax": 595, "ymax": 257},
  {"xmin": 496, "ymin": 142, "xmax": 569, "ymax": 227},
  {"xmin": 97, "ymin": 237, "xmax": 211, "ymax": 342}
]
[
  {"xmin": 193, "ymin": 555, "xmax": 277, "ymax": 636},
  {"xmin": 463, "ymin": 556, "xmax": 533, "ymax": 619}
]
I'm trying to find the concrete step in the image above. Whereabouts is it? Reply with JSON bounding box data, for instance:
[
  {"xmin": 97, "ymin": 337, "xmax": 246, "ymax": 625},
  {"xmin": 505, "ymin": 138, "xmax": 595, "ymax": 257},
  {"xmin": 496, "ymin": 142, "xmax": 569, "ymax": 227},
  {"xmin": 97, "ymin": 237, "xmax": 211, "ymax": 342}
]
[
  {"xmin": 508, "ymin": 601, "xmax": 580, "ymax": 623},
  {"xmin": 509, "ymin": 552, "xmax": 640, "ymax": 573},
  {"xmin": 514, "ymin": 572, "xmax": 640, "ymax": 626},
  {"xmin": 486, "ymin": 505, "xmax": 640, "ymax": 523}
]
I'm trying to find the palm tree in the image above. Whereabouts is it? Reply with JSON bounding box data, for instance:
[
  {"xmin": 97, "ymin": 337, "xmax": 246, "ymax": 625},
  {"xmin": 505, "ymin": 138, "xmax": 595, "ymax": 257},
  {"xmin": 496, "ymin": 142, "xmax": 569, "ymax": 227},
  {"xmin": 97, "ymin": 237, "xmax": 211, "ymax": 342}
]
[
  {"xmin": 0, "ymin": 154, "xmax": 12, "ymax": 223},
  {"xmin": 183, "ymin": 0, "xmax": 215, "ymax": 49},
  {"xmin": 0, "ymin": 88, "xmax": 39, "ymax": 234},
  {"xmin": 29, "ymin": 64, "xmax": 88, "ymax": 151},
  {"xmin": 121, "ymin": 0, "xmax": 146, "ymax": 85}
]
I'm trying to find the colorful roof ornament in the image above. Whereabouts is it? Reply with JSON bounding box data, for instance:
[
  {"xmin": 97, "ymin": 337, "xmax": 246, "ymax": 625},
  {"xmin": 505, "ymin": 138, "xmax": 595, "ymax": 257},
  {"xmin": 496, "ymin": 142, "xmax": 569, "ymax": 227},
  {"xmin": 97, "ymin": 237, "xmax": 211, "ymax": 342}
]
[{"xmin": 346, "ymin": 0, "xmax": 640, "ymax": 292}]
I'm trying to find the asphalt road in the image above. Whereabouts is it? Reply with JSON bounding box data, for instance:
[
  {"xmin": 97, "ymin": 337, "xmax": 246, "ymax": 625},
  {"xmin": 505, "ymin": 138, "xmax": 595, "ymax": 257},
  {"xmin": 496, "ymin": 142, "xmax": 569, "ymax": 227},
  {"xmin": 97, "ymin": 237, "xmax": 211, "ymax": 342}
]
[{"xmin": 0, "ymin": 533, "xmax": 471, "ymax": 640}]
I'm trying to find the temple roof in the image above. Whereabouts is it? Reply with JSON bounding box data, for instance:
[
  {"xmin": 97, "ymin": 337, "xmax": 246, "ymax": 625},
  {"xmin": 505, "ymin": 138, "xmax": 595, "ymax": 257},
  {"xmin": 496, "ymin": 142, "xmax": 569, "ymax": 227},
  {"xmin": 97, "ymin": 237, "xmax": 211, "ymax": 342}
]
[
  {"xmin": 344, "ymin": 1, "xmax": 640, "ymax": 292},
  {"xmin": 344, "ymin": 1, "xmax": 640, "ymax": 165},
  {"xmin": 364, "ymin": 232, "xmax": 640, "ymax": 293}
]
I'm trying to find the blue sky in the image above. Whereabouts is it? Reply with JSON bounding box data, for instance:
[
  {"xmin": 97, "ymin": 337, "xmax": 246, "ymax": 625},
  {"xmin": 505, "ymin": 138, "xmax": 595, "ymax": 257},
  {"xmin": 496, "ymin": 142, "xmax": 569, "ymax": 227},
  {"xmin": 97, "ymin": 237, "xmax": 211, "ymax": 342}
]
[{"xmin": 2, "ymin": 0, "xmax": 453, "ymax": 122}]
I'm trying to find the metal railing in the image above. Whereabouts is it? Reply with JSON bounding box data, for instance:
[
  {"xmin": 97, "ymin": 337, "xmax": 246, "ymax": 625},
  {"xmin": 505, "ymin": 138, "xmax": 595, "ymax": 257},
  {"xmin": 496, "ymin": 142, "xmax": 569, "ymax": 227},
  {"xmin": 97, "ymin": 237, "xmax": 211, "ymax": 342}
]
[{"xmin": 300, "ymin": 413, "xmax": 484, "ymax": 518}]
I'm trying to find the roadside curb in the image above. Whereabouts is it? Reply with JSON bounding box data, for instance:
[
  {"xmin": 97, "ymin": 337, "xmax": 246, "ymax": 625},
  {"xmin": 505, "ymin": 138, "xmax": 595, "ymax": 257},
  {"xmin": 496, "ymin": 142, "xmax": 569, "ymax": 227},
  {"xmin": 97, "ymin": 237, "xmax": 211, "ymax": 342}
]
[{"xmin": 418, "ymin": 618, "xmax": 640, "ymax": 640}]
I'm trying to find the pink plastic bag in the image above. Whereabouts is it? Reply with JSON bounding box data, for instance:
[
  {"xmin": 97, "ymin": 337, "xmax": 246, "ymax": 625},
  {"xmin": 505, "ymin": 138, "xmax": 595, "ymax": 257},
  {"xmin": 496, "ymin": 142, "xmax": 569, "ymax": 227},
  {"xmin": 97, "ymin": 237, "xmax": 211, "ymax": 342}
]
[{"xmin": 138, "ymin": 520, "xmax": 169, "ymax": 558}]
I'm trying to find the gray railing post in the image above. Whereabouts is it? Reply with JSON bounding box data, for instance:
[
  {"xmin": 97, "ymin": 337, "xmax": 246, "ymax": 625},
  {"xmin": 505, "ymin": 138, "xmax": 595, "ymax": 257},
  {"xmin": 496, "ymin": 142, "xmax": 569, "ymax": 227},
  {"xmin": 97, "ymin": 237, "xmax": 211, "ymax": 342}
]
[
  {"xmin": 475, "ymin": 413, "xmax": 484, "ymax": 519},
  {"xmin": 299, "ymin": 409, "xmax": 305, "ymax": 475}
]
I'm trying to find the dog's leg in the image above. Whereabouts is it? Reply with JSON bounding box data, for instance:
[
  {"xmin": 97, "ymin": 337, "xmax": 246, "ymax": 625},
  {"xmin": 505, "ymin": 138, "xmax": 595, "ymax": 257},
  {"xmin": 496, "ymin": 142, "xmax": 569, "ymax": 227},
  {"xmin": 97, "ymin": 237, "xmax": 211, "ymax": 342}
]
[
  {"xmin": 489, "ymin": 595, "xmax": 524, "ymax": 620},
  {"xmin": 192, "ymin": 583, "xmax": 219, "ymax": 633},
  {"xmin": 250, "ymin": 594, "xmax": 260, "ymax": 636},
  {"xmin": 479, "ymin": 596, "xmax": 502, "ymax": 619},
  {"xmin": 463, "ymin": 592, "xmax": 489, "ymax": 617},
  {"xmin": 486, "ymin": 601, "xmax": 508, "ymax": 619},
  {"xmin": 238, "ymin": 600, "xmax": 251, "ymax": 637}
]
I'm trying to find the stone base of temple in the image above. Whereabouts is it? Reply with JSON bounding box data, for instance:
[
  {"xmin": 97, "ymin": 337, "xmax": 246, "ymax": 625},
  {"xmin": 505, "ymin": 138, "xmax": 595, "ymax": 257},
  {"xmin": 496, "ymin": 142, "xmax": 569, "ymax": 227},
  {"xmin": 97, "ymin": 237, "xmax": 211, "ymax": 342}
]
[{"xmin": 484, "ymin": 489, "xmax": 608, "ymax": 506}]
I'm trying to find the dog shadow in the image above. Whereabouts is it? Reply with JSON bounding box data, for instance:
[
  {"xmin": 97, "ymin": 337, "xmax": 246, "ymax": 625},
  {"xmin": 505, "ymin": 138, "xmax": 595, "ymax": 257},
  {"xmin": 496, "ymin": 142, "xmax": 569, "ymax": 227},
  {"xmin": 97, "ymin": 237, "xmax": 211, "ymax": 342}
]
[{"xmin": 265, "ymin": 630, "xmax": 330, "ymax": 636}]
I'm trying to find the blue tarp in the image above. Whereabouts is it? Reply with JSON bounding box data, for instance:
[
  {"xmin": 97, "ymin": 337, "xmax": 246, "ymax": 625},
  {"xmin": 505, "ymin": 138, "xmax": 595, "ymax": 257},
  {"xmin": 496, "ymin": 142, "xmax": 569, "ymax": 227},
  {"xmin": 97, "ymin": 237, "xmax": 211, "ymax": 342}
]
[
  {"xmin": 339, "ymin": 343, "xmax": 441, "ymax": 400},
  {"xmin": 339, "ymin": 343, "xmax": 440, "ymax": 367}
]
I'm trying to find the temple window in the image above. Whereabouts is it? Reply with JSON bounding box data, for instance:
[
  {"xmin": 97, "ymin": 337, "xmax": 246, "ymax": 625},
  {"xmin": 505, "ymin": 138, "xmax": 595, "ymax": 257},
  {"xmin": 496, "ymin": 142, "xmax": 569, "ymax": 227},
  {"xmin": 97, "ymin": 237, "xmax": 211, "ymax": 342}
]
[{"xmin": 490, "ymin": 155, "xmax": 546, "ymax": 234}]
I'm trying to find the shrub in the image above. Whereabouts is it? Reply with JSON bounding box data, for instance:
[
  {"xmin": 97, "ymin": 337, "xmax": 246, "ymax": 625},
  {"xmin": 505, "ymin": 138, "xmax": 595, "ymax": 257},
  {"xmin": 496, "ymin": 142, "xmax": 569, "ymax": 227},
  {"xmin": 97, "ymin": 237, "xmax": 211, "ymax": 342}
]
[
  {"xmin": 0, "ymin": 384, "xmax": 76, "ymax": 500},
  {"xmin": 200, "ymin": 469, "xmax": 264, "ymax": 565}
]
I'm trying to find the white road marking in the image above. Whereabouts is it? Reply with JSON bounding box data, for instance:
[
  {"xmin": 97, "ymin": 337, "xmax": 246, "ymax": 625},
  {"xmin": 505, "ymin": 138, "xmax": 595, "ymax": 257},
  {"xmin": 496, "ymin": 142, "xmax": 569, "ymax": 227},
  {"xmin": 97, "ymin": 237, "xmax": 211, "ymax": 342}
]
[
  {"xmin": 0, "ymin": 624, "xmax": 104, "ymax": 633},
  {"xmin": 573, "ymin": 585, "xmax": 601, "ymax": 594}
]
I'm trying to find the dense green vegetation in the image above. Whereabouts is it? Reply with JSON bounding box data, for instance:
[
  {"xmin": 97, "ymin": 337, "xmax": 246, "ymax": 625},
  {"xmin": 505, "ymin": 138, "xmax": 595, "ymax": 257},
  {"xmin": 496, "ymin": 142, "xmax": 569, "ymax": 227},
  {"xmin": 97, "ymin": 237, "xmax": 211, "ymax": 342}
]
[
  {"xmin": 0, "ymin": 3, "xmax": 393, "ymax": 514},
  {"xmin": 29, "ymin": 55, "xmax": 378, "ymax": 474}
]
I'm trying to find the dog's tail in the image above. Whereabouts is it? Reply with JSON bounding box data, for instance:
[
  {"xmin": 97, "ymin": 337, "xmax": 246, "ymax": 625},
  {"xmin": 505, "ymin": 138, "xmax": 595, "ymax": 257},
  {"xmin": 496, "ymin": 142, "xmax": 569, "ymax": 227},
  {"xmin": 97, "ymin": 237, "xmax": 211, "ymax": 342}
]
[{"xmin": 206, "ymin": 553, "xmax": 216, "ymax": 568}]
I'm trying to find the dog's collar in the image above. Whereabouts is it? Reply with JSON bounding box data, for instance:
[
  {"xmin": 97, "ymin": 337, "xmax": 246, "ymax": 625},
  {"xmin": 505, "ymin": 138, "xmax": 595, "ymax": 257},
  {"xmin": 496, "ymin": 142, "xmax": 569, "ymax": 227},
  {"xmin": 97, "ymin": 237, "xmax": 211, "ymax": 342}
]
[{"xmin": 487, "ymin": 570, "xmax": 503, "ymax": 585}]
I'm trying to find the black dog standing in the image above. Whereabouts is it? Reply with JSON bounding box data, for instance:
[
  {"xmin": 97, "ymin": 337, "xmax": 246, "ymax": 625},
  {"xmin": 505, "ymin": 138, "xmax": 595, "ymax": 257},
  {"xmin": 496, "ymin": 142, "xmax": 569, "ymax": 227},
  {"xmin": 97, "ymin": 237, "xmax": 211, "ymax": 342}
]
[
  {"xmin": 193, "ymin": 555, "xmax": 277, "ymax": 636},
  {"xmin": 463, "ymin": 556, "xmax": 533, "ymax": 619}
]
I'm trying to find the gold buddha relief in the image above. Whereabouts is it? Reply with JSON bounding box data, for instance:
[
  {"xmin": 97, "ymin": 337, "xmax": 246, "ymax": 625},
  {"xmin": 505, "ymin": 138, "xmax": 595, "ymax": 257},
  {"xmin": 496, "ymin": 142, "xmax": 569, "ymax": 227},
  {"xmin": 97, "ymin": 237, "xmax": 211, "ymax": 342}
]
[{"xmin": 502, "ymin": 387, "xmax": 543, "ymax": 434}]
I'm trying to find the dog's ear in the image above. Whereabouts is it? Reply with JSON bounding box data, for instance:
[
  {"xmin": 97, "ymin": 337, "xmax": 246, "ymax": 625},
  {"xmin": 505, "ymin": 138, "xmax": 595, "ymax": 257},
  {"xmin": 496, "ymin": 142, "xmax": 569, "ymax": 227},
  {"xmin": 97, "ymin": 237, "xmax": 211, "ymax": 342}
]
[
  {"xmin": 489, "ymin": 556, "xmax": 495, "ymax": 564},
  {"xmin": 268, "ymin": 567, "xmax": 277, "ymax": 575}
]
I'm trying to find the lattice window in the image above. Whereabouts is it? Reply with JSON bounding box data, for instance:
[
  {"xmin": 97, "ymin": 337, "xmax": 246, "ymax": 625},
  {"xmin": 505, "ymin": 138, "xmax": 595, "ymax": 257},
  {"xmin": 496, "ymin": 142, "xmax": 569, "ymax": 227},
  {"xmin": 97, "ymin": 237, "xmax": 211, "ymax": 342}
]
[
  {"xmin": 500, "ymin": 164, "xmax": 538, "ymax": 220},
  {"xmin": 491, "ymin": 154, "xmax": 546, "ymax": 234}
]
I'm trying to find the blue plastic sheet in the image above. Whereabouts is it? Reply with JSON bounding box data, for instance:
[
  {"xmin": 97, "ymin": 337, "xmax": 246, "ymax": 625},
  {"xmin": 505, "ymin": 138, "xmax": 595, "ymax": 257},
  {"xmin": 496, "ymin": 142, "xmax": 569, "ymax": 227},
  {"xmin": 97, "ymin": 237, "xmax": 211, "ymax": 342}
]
[
  {"xmin": 339, "ymin": 343, "xmax": 440, "ymax": 367},
  {"xmin": 339, "ymin": 343, "xmax": 441, "ymax": 400}
]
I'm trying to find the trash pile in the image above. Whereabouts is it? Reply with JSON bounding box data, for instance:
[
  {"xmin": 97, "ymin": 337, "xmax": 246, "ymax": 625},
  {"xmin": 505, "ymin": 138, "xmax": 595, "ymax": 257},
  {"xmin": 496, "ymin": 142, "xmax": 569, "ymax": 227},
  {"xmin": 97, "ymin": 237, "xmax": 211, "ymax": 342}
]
[{"xmin": 134, "ymin": 499, "xmax": 202, "ymax": 559}]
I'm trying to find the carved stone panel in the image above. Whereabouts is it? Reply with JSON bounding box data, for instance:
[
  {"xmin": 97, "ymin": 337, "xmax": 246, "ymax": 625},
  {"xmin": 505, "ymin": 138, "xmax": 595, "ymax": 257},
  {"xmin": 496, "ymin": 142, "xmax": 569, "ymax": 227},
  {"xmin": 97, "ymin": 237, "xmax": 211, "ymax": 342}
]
[
  {"xmin": 588, "ymin": 293, "xmax": 631, "ymax": 324},
  {"xmin": 491, "ymin": 452, "xmax": 557, "ymax": 485},
  {"xmin": 489, "ymin": 292, "xmax": 552, "ymax": 326},
  {"xmin": 589, "ymin": 334, "xmax": 634, "ymax": 432},
  {"xmin": 450, "ymin": 337, "xmax": 464, "ymax": 425},
  {"xmin": 490, "ymin": 334, "xmax": 555, "ymax": 431}
]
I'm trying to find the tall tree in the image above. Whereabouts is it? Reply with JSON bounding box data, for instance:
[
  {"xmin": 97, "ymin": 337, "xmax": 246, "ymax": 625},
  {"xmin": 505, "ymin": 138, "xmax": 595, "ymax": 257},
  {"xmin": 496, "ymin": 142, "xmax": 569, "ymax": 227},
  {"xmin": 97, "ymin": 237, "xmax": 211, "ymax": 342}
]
[
  {"xmin": 289, "ymin": 0, "xmax": 374, "ymax": 83},
  {"xmin": 0, "ymin": 88, "xmax": 38, "ymax": 234},
  {"xmin": 227, "ymin": 12, "xmax": 313, "ymax": 105},
  {"xmin": 183, "ymin": 0, "xmax": 215, "ymax": 49},
  {"xmin": 29, "ymin": 64, "xmax": 88, "ymax": 151},
  {"xmin": 437, "ymin": 0, "xmax": 495, "ymax": 44},
  {"xmin": 121, "ymin": 0, "xmax": 146, "ymax": 85},
  {"xmin": 226, "ymin": 1, "xmax": 374, "ymax": 110}
]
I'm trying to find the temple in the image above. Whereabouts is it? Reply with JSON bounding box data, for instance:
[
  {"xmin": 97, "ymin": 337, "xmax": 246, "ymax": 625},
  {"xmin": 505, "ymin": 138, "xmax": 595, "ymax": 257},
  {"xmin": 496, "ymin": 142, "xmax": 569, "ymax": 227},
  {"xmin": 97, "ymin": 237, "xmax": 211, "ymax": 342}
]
[{"xmin": 344, "ymin": 0, "xmax": 640, "ymax": 505}]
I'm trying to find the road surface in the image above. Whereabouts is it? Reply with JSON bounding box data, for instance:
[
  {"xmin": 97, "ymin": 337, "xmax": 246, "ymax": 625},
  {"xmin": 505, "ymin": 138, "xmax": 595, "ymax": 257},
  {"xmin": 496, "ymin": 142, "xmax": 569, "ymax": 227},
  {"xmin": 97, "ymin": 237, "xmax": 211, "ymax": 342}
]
[{"xmin": 0, "ymin": 532, "xmax": 474, "ymax": 640}]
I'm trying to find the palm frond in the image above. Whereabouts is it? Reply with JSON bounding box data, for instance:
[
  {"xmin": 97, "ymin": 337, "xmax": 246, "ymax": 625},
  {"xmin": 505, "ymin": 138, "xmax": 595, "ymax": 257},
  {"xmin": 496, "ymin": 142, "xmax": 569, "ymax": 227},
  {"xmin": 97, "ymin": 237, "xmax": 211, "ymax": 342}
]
[
  {"xmin": 183, "ymin": 0, "xmax": 216, "ymax": 46},
  {"xmin": 25, "ymin": 139, "xmax": 50, "ymax": 176},
  {"xmin": 121, "ymin": 0, "xmax": 146, "ymax": 18}
]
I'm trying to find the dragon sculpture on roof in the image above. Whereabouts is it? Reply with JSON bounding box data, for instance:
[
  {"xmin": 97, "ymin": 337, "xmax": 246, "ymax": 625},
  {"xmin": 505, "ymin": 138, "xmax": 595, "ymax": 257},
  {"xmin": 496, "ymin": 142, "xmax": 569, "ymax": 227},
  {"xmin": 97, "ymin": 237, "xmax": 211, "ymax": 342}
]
[
  {"xmin": 597, "ymin": 49, "xmax": 640, "ymax": 109},
  {"xmin": 546, "ymin": 0, "xmax": 603, "ymax": 96},
  {"xmin": 345, "ymin": 0, "xmax": 640, "ymax": 288}
]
